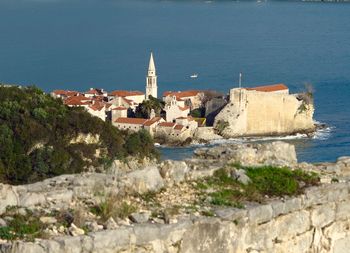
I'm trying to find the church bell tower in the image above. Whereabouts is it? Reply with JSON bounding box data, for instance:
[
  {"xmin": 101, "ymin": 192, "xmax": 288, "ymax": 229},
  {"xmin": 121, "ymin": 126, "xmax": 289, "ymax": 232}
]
[{"xmin": 146, "ymin": 52, "xmax": 158, "ymax": 99}]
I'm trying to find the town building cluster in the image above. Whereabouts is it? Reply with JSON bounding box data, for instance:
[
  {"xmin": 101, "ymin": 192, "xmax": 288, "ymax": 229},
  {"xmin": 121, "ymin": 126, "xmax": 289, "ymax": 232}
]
[
  {"xmin": 51, "ymin": 53, "xmax": 207, "ymax": 141},
  {"xmin": 51, "ymin": 52, "xmax": 295, "ymax": 142}
]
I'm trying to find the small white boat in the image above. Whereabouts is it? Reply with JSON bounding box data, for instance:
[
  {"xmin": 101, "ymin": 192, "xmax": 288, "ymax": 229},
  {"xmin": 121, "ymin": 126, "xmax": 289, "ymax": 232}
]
[{"xmin": 190, "ymin": 73, "xmax": 198, "ymax": 79}]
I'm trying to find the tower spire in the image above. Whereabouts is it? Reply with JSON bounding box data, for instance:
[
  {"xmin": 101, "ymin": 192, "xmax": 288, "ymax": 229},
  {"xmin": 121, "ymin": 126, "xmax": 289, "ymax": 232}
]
[
  {"xmin": 146, "ymin": 52, "xmax": 158, "ymax": 99},
  {"xmin": 148, "ymin": 52, "xmax": 156, "ymax": 72}
]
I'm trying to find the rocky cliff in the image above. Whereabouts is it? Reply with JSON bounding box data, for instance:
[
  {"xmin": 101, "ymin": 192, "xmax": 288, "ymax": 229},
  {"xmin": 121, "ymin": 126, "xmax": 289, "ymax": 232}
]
[{"xmin": 1, "ymin": 142, "xmax": 350, "ymax": 253}]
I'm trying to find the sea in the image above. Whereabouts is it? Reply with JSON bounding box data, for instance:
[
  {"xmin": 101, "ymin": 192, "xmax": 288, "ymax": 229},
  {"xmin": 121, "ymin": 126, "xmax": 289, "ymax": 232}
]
[{"xmin": 0, "ymin": 0, "xmax": 349, "ymax": 163}]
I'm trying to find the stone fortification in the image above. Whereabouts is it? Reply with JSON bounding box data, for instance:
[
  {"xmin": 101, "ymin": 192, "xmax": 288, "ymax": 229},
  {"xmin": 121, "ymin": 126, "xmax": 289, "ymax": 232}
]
[
  {"xmin": 2, "ymin": 182, "xmax": 350, "ymax": 253},
  {"xmin": 214, "ymin": 88, "xmax": 315, "ymax": 137},
  {"xmin": 1, "ymin": 142, "xmax": 350, "ymax": 253}
]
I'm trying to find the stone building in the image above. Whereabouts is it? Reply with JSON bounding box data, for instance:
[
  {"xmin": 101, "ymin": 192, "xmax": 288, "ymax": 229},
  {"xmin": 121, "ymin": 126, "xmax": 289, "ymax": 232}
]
[
  {"xmin": 163, "ymin": 90, "xmax": 205, "ymax": 110},
  {"xmin": 214, "ymin": 83, "xmax": 315, "ymax": 137},
  {"xmin": 108, "ymin": 90, "xmax": 145, "ymax": 105},
  {"xmin": 164, "ymin": 96, "xmax": 190, "ymax": 122}
]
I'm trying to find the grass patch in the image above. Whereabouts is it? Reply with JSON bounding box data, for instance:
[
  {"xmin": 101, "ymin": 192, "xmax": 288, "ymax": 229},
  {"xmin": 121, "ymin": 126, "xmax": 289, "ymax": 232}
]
[
  {"xmin": 0, "ymin": 208, "xmax": 45, "ymax": 241},
  {"xmin": 246, "ymin": 166, "xmax": 319, "ymax": 196},
  {"xmin": 196, "ymin": 166, "xmax": 319, "ymax": 207},
  {"xmin": 90, "ymin": 194, "xmax": 137, "ymax": 221}
]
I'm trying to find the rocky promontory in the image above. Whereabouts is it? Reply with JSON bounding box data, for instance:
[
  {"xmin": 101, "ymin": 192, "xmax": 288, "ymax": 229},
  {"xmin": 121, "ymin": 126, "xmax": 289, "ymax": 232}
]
[{"xmin": 1, "ymin": 142, "xmax": 350, "ymax": 253}]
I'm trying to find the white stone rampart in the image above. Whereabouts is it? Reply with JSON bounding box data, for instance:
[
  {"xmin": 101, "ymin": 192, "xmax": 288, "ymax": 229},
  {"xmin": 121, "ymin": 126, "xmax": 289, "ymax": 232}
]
[{"xmin": 214, "ymin": 88, "xmax": 315, "ymax": 137}]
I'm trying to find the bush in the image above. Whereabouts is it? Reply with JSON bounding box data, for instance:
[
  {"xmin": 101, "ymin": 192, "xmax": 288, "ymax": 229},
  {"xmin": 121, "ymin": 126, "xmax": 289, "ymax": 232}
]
[
  {"xmin": 245, "ymin": 166, "xmax": 319, "ymax": 196},
  {"xmin": 196, "ymin": 166, "xmax": 319, "ymax": 207},
  {"xmin": 0, "ymin": 86, "xmax": 158, "ymax": 185}
]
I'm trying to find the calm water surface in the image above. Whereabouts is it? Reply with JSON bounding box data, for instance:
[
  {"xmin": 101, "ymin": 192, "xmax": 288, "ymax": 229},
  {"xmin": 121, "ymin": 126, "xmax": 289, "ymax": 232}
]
[{"xmin": 0, "ymin": 0, "xmax": 349, "ymax": 162}]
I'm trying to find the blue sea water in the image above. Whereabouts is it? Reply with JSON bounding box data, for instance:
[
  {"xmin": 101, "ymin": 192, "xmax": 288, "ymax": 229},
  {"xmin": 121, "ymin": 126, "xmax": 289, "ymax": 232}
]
[{"xmin": 0, "ymin": 0, "xmax": 349, "ymax": 163}]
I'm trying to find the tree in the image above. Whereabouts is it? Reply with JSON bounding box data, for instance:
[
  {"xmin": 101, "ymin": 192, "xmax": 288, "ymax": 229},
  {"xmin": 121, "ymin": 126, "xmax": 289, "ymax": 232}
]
[{"xmin": 134, "ymin": 96, "xmax": 165, "ymax": 119}]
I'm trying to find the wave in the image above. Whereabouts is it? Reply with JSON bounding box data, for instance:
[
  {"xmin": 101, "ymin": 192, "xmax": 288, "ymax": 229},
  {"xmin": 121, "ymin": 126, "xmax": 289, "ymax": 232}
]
[
  {"xmin": 209, "ymin": 124, "xmax": 334, "ymax": 145},
  {"xmin": 157, "ymin": 123, "xmax": 334, "ymax": 149}
]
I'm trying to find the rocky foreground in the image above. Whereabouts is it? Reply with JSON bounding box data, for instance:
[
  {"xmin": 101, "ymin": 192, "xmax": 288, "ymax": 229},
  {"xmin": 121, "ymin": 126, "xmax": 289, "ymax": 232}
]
[{"xmin": 1, "ymin": 142, "xmax": 350, "ymax": 253}]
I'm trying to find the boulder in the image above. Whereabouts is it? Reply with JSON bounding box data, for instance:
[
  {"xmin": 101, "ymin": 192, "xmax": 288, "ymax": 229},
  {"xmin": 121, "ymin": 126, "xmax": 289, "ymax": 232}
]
[
  {"xmin": 159, "ymin": 160, "xmax": 189, "ymax": 185},
  {"xmin": 129, "ymin": 211, "xmax": 151, "ymax": 223},
  {"xmin": 194, "ymin": 141, "xmax": 297, "ymax": 167},
  {"xmin": 193, "ymin": 127, "xmax": 223, "ymax": 142},
  {"xmin": 122, "ymin": 167, "xmax": 164, "ymax": 194},
  {"xmin": 230, "ymin": 169, "xmax": 251, "ymax": 185}
]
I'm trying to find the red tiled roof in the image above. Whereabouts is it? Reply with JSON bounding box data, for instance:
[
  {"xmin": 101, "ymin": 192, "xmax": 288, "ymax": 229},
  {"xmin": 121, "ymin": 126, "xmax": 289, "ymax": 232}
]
[
  {"xmin": 114, "ymin": 117, "xmax": 148, "ymax": 125},
  {"xmin": 158, "ymin": 122, "xmax": 176, "ymax": 128},
  {"xmin": 64, "ymin": 96, "xmax": 91, "ymax": 106},
  {"xmin": 245, "ymin": 84, "xmax": 288, "ymax": 93},
  {"xmin": 174, "ymin": 124, "xmax": 184, "ymax": 131},
  {"xmin": 143, "ymin": 117, "xmax": 162, "ymax": 126},
  {"xmin": 163, "ymin": 90, "xmax": 203, "ymax": 98},
  {"xmin": 89, "ymin": 102, "xmax": 105, "ymax": 111},
  {"xmin": 109, "ymin": 90, "xmax": 145, "ymax": 97},
  {"xmin": 113, "ymin": 106, "xmax": 128, "ymax": 111}
]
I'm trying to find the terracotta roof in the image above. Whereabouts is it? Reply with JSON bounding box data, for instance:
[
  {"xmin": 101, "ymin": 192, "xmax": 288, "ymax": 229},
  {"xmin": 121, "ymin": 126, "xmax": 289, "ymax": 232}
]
[
  {"xmin": 109, "ymin": 90, "xmax": 145, "ymax": 97},
  {"xmin": 158, "ymin": 122, "xmax": 176, "ymax": 128},
  {"xmin": 115, "ymin": 117, "xmax": 148, "ymax": 125},
  {"xmin": 143, "ymin": 117, "xmax": 162, "ymax": 126},
  {"xmin": 174, "ymin": 124, "xmax": 184, "ymax": 131},
  {"xmin": 113, "ymin": 106, "xmax": 128, "ymax": 111},
  {"xmin": 89, "ymin": 103, "xmax": 105, "ymax": 111},
  {"xmin": 245, "ymin": 84, "xmax": 288, "ymax": 93},
  {"xmin": 64, "ymin": 96, "xmax": 91, "ymax": 106},
  {"xmin": 179, "ymin": 106, "xmax": 190, "ymax": 111},
  {"xmin": 163, "ymin": 90, "xmax": 203, "ymax": 98}
]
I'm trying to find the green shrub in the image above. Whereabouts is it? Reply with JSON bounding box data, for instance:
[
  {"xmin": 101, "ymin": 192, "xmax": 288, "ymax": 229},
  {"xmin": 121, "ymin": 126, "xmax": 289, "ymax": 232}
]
[
  {"xmin": 0, "ymin": 213, "xmax": 44, "ymax": 241},
  {"xmin": 0, "ymin": 86, "xmax": 158, "ymax": 185}
]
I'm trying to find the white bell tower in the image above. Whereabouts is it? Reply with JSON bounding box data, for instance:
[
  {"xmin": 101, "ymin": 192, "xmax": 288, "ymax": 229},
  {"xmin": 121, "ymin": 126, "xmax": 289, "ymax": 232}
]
[{"xmin": 146, "ymin": 52, "xmax": 158, "ymax": 99}]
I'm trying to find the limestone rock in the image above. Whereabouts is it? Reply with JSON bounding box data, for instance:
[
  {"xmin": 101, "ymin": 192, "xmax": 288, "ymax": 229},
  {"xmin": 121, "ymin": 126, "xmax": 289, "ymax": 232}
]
[
  {"xmin": 0, "ymin": 218, "xmax": 7, "ymax": 227},
  {"xmin": 105, "ymin": 217, "xmax": 118, "ymax": 230},
  {"xmin": 0, "ymin": 184, "xmax": 19, "ymax": 214},
  {"xmin": 85, "ymin": 221, "xmax": 103, "ymax": 232},
  {"xmin": 122, "ymin": 167, "xmax": 164, "ymax": 194},
  {"xmin": 193, "ymin": 127, "xmax": 223, "ymax": 142},
  {"xmin": 129, "ymin": 211, "xmax": 151, "ymax": 223},
  {"xmin": 248, "ymin": 204, "xmax": 273, "ymax": 224},
  {"xmin": 194, "ymin": 141, "xmax": 297, "ymax": 167},
  {"xmin": 40, "ymin": 216, "xmax": 58, "ymax": 225},
  {"xmin": 231, "ymin": 169, "xmax": 251, "ymax": 185},
  {"xmin": 69, "ymin": 223, "xmax": 85, "ymax": 236},
  {"xmin": 159, "ymin": 160, "xmax": 189, "ymax": 185}
]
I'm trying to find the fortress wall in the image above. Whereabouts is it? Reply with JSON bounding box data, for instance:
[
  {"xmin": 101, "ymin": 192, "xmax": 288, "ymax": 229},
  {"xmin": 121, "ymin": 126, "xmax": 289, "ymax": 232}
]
[
  {"xmin": 215, "ymin": 89, "xmax": 315, "ymax": 137},
  {"xmin": 244, "ymin": 90, "xmax": 314, "ymax": 135},
  {"xmin": 2, "ymin": 182, "xmax": 350, "ymax": 253}
]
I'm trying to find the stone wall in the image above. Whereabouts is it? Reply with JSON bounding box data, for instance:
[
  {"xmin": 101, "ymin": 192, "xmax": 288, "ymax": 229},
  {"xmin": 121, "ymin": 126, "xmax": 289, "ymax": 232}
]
[
  {"xmin": 214, "ymin": 88, "xmax": 315, "ymax": 137},
  {"xmin": 1, "ymin": 142, "xmax": 350, "ymax": 253},
  {"xmin": 2, "ymin": 182, "xmax": 350, "ymax": 253}
]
